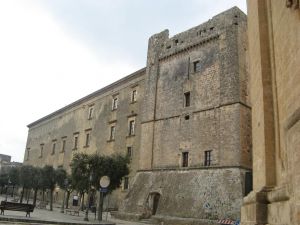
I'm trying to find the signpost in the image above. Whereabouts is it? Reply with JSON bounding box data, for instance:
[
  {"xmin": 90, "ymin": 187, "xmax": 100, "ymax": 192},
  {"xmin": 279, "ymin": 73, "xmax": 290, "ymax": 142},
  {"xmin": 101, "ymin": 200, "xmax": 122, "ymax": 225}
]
[{"xmin": 98, "ymin": 176, "xmax": 110, "ymax": 221}]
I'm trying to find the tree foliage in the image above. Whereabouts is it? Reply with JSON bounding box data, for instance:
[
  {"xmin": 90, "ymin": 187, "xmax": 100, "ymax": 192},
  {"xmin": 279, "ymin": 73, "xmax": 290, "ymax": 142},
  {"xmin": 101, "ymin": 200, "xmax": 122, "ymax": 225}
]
[{"xmin": 70, "ymin": 153, "xmax": 129, "ymax": 193}]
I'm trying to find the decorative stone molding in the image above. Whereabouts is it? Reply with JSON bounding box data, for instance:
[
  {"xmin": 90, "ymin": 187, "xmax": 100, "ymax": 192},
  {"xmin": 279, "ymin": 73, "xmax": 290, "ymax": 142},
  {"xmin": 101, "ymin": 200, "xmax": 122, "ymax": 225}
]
[{"xmin": 267, "ymin": 185, "xmax": 290, "ymax": 203}]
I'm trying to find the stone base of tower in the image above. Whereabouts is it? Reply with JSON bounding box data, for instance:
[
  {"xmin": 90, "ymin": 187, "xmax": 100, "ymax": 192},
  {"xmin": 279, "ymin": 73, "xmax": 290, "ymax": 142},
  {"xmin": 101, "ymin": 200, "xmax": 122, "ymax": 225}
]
[{"xmin": 113, "ymin": 167, "xmax": 250, "ymax": 224}]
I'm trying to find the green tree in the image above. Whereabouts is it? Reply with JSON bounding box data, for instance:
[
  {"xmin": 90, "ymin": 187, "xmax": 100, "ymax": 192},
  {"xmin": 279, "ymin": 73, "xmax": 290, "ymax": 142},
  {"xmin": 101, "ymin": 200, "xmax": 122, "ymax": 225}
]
[
  {"xmin": 0, "ymin": 173, "xmax": 9, "ymax": 194},
  {"xmin": 19, "ymin": 165, "xmax": 35, "ymax": 203},
  {"xmin": 41, "ymin": 165, "xmax": 56, "ymax": 211},
  {"xmin": 8, "ymin": 167, "xmax": 19, "ymax": 197},
  {"xmin": 71, "ymin": 153, "xmax": 129, "ymax": 200},
  {"xmin": 70, "ymin": 153, "xmax": 90, "ymax": 210},
  {"xmin": 31, "ymin": 167, "xmax": 43, "ymax": 205}
]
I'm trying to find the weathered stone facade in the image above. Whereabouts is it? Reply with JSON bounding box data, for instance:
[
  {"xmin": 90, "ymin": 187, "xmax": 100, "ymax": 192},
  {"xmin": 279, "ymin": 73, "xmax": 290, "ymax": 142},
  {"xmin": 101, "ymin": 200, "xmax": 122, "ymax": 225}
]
[
  {"xmin": 241, "ymin": 1, "xmax": 300, "ymax": 225},
  {"xmin": 24, "ymin": 7, "xmax": 251, "ymax": 224}
]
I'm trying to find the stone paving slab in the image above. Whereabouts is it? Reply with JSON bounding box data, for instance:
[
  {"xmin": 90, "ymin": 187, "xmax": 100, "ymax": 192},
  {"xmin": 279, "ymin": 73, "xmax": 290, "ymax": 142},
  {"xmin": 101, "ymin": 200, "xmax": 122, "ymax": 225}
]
[{"xmin": 0, "ymin": 196, "xmax": 152, "ymax": 225}]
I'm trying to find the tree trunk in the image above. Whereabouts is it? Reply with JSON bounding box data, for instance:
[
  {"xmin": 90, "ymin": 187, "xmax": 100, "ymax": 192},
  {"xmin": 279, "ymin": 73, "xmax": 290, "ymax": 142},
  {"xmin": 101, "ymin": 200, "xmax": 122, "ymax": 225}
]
[
  {"xmin": 26, "ymin": 189, "xmax": 31, "ymax": 203},
  {"xmin": 20, "ymin": 186, "xmax": 24, "ymax": 203},
  {"xmin": 81, "ymin": 192, "xmax": 85, "ymax": 211},
  {"xmin": 50, "ymin": 189, "xmax": 53, "ymax": 211},
  {"xmin": 11, "ymin": 185, "xmax": 14, "ymax": 197},
  {"xmin": 42, "ymin": 189, "xmax": 45, "ymax": 201},
  {"xmin": 66, "ymin": 191, "xmax": 71, "ymax": 208},
  {"xmin": 33, "ymin": 188, "xmax": 38, "ymax": 205}
]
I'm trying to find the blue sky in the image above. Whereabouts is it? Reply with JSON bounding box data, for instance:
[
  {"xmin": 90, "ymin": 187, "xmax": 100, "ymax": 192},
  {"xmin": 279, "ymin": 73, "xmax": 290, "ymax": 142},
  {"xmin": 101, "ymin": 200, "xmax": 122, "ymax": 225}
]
[{"xmin": 0, "ymin": 0, "xmax": 246, "ymax": 162}]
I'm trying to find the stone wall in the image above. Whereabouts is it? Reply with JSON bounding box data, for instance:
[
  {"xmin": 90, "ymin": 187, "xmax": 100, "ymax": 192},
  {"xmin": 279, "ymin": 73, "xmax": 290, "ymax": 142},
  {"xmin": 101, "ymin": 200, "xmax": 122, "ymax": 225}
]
[
  {"xmin": 119, "ymin": 168, "xmax": 249, "ymax": 224},
  {"xmin": 241, "ymin": 0, "xmax": 300, "ymax": 224}
]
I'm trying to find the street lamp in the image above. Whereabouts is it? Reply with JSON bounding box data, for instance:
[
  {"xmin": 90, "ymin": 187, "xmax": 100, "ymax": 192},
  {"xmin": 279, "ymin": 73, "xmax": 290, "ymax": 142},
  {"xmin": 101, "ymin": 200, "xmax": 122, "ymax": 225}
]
[
  {"xmin": 60, "ymin": 178, "xmax": 68, "ymax": 213},
  {"xmin": 98, "ymin": 176, "xmax": 110, "ymax": 221},
  {"xmin": 84, "ymin": 173, "xmax": 93, "ymax": 221}
]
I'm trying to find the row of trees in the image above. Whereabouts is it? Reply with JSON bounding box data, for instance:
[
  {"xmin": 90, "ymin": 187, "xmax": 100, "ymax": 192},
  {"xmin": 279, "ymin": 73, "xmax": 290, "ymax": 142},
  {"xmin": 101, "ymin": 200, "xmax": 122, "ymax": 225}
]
[
  {"xmin": 0, "ymin": 153, "xmax": 129, "ymax": 211},
  {"xmin": 0, "ymin": 164, "xmax": 67, "ymax": 210}
]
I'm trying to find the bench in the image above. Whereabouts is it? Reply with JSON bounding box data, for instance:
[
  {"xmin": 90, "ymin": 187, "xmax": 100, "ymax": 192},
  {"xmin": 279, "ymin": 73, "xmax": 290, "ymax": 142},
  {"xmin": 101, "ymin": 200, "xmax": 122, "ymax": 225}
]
[
  {"xmin": 0, "ymin": 201, "xmax": 35, "ymax": 217},
  {"xmin": 65, "ymin": 206, "xmax": 80, "ymax": 216}
]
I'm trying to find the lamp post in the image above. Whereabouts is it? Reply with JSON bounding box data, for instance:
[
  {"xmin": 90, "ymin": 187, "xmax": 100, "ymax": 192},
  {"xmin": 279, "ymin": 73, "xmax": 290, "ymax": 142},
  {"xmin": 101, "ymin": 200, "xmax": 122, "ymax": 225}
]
[
  {"xmin": 98, "ymin": 176, "xmax": 110, "ymax": 221},
  {"xmin": 84, "ymin": 174, "xmax": 93, "ymax": 221},
  {"xmin": 60, "ymin": 178, "xmax": 68, "ymax": 213}
]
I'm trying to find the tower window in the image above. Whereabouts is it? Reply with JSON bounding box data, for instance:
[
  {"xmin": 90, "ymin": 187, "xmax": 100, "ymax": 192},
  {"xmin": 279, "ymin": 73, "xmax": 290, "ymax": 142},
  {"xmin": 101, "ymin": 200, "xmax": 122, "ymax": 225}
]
[
  {"xmin": 182, "ymin": 152, "xmax": 189, "ymax": 167},
  {"xmin": 85, "ymin": 133, "xmax": 90, "ymax": 147},
  {"xmin": 26, "ymin": 148, "xmax": 30, "ymax": 160},
  {"xmin": 204, "ymin": 150, "xmax": 212, "ymax": 166},
  {"xmin": 194, "ymin": 61, "xmax": 201, "ymax": 72},
  {"xmin": 124, "ymin": 177, "xmax": 129, "ymax": 190},
  {"xmin": 129, "ymin": 120, "xmax": 135, "ymax": 136},
  {"xmin": 184, "ymin": 92, "xmax": 190, "ymax": 107},
  {"xmin": 127, "ymin": 146, "xmax": 133, "ymax": 159},
  {"xmin": 110, "ymin": 126, "xmax": 115, "ymax": 140}
]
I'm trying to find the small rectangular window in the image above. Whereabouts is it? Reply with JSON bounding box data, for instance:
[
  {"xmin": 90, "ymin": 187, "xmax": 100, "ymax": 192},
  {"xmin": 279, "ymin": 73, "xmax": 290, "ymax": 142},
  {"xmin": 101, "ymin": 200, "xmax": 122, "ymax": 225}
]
[
  {"xmin": 112, "ymin": 97, "xmax": 118, "ymax": 110},
  {"xmin": 131, "ymin": 90, "xmax": 137, "ymax": 103},
  {"xmin": 184, "ymin": 92, "xmax": 190, "ymax": 107},
  {"xmin": 85, "ymin": 133, "xmax": 90, "ymax": 147},
  {"xmin": 129, "ymin": 120, "xmax": 135, "ymax": 136},
  {"xmin": 110, "ymin": 126, "xmax": 115, "ymax": 140},
  {"xmin": 26, "ymin": 148, "xmax": 30, "ymax": 160},
  {"xmin": 40, "ymin": 144, "xmax": 44, "ymax": 158},
  {"xmin": 182, "ymin": 152, "xmax": 189, "ymax": 167},
  {"xmin": 194, "ymin": 61, "xmax": 201, "ymax": 72},
  {"xmin": 127, "ymin": 146, "xmax": 133, "ymax": 159},
  {"xmin": 204, "ymin": 150, "xmax": 212, "ymax": 166},
  {"xmin": 88, "ymin": 106, "xmax": 93, "ymax": 120},
  {"xmin": 124, "ymin": 177, "xmax": 129, "ymax": 190}
]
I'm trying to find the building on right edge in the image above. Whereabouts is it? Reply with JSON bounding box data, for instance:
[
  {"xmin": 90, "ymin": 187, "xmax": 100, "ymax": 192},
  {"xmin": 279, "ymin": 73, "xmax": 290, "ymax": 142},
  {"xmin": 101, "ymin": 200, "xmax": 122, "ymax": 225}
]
[{"xmin": 241, "ymin": 1, "xmax": 300, "ymax": 224}]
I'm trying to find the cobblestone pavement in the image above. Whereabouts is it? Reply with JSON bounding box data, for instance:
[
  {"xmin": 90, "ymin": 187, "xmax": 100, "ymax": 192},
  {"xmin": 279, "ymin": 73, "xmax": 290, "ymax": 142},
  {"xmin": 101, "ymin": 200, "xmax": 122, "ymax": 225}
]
[{"xmin": 0, "ymin": 196, "xmax": 154, "ymax": 225}]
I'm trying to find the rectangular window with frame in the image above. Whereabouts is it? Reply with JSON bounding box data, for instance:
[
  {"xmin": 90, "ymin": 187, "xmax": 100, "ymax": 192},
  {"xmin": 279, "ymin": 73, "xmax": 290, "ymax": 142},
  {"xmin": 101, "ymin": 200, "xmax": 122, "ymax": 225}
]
[
  {"xmin": 61, "ymin": 138, "xmax": 66, "ymax": 152},
  {"xmin": 124, "ymin": 177, "xmax": 129, "ymax": 190},
  {"xmin": 51, "ymin": 140, "xmax": 56, "ymax": 155},
  {"xmin": 88, "ymin": 106, "xmax": 94, "ymax": 120},
  {"xmin": 204, "ymin": 150, "xmax": 212, "ymax": 166},
  {"xmin": 112, "ymin": 97, "xmax": 118, "ymax": 110},
  {"xmin": 194, "ymin": 60, "xmax": 201, "ymax": 72},
  {"xmin": 110, "ymin": 126, "xmax": 115, "ymax": 140},
  {"xmin": 73, "ymin": 133, "xmax": 79, "ymax": 150},
  {"xmin": 182, "ymin": 152, "xmax": 189, "ymax": 167},
  {"xmin": 40, "ymin": 144, "xmax": 44, "ymax": 158},
  {"xmin": 84, "ymin": 131, "xmax": 91, "ymax": 147},
  {"xmin": 184, "ymin": 92, "xmax": 190, "ymax": 107},
  {"xmin": 128, "ymin": 120, "xmax": 135, "ymax": 136},
  {"xmin": 131, "ymin": 90, "xmax": 137, "ymax": 103},
  {"xmin": 127, "ymin": 146, "xmax": 133, "ymax": 159}
]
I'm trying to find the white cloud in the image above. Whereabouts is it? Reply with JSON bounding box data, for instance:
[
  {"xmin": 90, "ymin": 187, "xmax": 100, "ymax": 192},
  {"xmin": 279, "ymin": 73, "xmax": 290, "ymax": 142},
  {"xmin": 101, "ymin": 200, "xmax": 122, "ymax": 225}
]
[{"xmin": 0, "ymin": 0, "xmax": 137, "ymax": 162}]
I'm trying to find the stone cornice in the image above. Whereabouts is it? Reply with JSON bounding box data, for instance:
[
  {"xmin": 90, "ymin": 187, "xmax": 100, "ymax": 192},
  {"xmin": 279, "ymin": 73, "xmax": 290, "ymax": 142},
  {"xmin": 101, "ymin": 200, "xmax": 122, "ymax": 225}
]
[{"xmin": 159, "ymin": 34, "xmax": 219, "ymax": 62}]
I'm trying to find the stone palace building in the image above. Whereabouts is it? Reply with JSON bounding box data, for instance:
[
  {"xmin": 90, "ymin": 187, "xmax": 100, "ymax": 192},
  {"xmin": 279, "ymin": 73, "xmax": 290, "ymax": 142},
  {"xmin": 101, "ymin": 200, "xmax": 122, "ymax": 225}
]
[{"xmin": 24, "ymin": 7, "xmax": 252, "ymax": 224}]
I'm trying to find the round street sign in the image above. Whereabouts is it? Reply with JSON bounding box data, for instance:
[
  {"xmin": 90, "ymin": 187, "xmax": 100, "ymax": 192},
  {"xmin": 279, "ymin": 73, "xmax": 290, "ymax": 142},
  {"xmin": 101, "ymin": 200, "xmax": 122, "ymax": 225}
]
[{"xmin": 99, "ymin": 176, "xmax": 110, "ymax": 188}]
